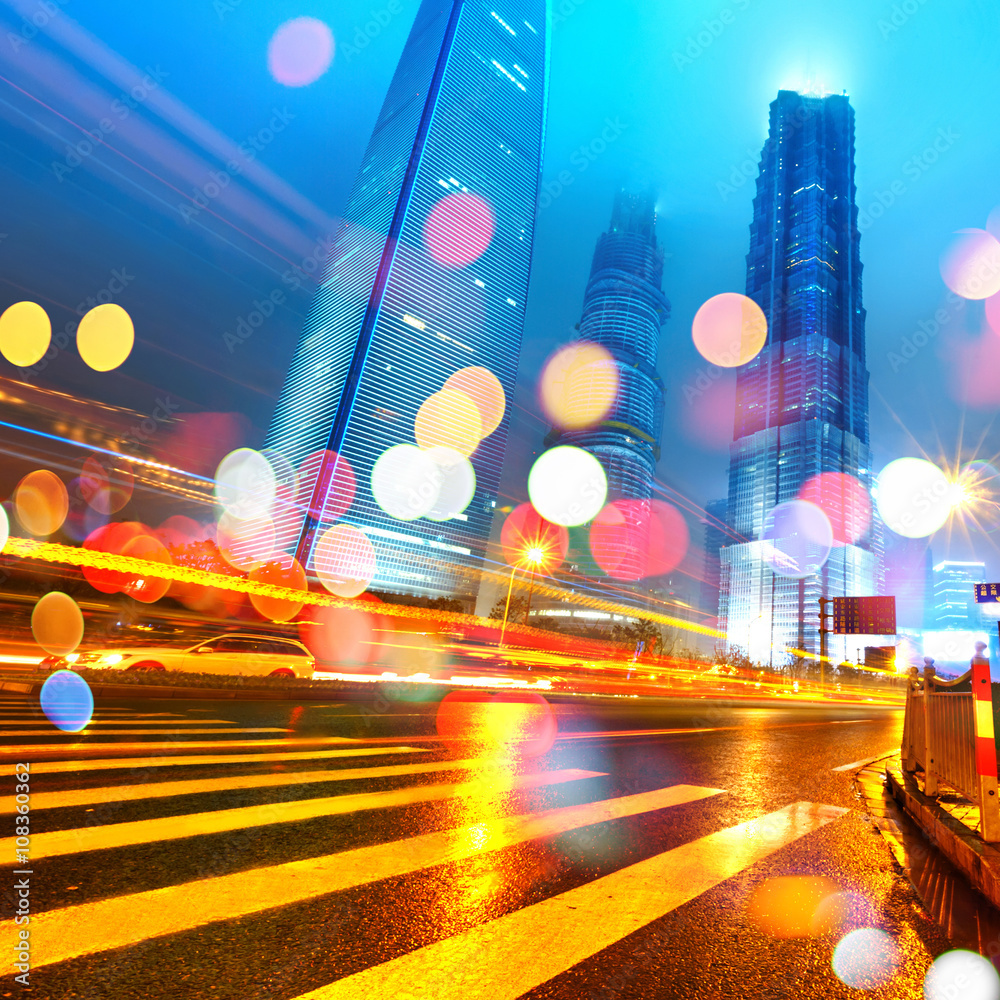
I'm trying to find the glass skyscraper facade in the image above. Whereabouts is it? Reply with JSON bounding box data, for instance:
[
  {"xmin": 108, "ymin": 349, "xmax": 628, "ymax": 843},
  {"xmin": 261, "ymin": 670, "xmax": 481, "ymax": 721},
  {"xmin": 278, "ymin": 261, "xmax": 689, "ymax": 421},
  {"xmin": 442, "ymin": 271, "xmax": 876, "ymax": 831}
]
[
  {"xmin": 266, "ymin": 1, "xmax": 549, "ymax": 599},
  {"xmin": 932, "ymin": 560, "xmax": 985, "ymax": 629},
  {"xmin": 719, "ymin": 90, "xmax": 883, "ymax": 664},
  {"xmin": 549, "ymin": 190, "xmax": 669, "ymax": 582}
]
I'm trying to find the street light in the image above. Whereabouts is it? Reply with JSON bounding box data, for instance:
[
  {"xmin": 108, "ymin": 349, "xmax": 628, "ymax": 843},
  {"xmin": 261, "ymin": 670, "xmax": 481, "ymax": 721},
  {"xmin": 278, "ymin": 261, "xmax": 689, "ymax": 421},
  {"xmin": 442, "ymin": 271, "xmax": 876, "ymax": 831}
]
[{"xmin": 498, "ymin": 546, "xmax": 545, "ymax": 649}]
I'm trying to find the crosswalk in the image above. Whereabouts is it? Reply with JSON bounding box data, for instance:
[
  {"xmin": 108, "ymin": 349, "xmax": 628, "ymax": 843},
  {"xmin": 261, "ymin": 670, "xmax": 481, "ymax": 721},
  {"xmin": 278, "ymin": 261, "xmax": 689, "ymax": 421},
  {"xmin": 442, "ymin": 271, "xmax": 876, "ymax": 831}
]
[{"xmin": 0, "ymin": 695, "xmax": 851, "ymax": 997}]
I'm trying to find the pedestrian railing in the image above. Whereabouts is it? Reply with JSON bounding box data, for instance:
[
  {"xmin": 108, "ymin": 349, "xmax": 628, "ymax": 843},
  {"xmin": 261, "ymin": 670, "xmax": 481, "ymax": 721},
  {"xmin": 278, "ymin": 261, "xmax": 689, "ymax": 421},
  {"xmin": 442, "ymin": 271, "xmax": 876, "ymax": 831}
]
[{"xmin": 902, "ymin": 661, "xmax": 1000, "ymax": 842}]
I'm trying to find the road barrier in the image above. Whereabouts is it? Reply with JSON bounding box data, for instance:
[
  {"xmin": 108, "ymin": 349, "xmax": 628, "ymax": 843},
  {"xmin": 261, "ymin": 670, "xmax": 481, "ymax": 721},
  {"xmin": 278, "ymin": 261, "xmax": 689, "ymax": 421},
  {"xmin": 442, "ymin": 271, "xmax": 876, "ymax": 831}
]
[{"xmin": 902, "ymin": 659, "xmax": 1000, "ymax": 841}]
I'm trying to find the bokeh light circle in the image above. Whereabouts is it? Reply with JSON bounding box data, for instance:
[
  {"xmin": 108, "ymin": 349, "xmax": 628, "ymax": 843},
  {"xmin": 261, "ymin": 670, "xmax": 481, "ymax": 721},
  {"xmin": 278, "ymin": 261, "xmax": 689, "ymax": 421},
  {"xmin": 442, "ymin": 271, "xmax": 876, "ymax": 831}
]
[
  {"xmin": 589, "ymin": 499, "xmax": 689, "ymax": 580},
  {"xmin": 940, "ymin": 229, "xmax": 1000, "ymax": 300},
  {"xmin": 424, "ymin": 447, "xmax": 476, "ymax": 522},
  {"xmin": 313, "ymin": 524, "xmax": 376, "ymax": 598},
  {"xmin": 80, "ymin": 456, "xmax": 133, "ymax": 514},
  {"xmin": 760, "ymin": 499, "xmax": 833, "ymax": 578},
  {"xmin": 76, "ymin": 303, "xmax": 134, "ymax": 371},
  {"xmin": 299, "ymin": 605, "xmax": 375, "ymax": 665},
  {"xmin": 746, "ymin": 876, "xmax": 842, "ymax": 938},
  {"xmin": 214, "ymin": 449, "xmax": 276, "ymax": 520},
  {"xmin": 444, "ymin": 367, "xmax": 505, "ymax": 438},
  {"xmin": 798, "ymin": 472, "xmax": 872, "ymax": 546},
  {"xmin": 527, "ymin": 447, "xmax": 607, "ymax": 527},
  {"xmin": 831, "ymin": 928, "xmax": 899, "ymax": 990},
  {"xmin": 267, "ymin": 17, "xmax": 334, "ymax": 87},
  {"xmin": 39, "ymin": 670, "xmax": 94, "ymax": 733},
  {"xmin": 15, "ymin": 470, "xmax": 69, "ymax": 536},
  {"xmin": 31, "ymin": 592, "xmax": 84, "ymax": 655},
  {"xmin": 692, "ymin": 292, "xmax": 768, "ymax": 367},
  {"xmin": 120, "ymin": 533, "xmax": 174, "ymax": 604},
  {"xmin": 296, "ymin": 450, "xmax": 355, "ymax": 524},
  {"xmin": 924, "ymin": 950, "xmax": 1000, "ymax": 1000},
  {"xmin": 435, "ymin": 690, "xmax": 557, "ymax": 757},
  {"xmin": 0, "ymin": 301, "xmax": 51, "ymax": 367},
  {"xmin": 371, "ymin": 445, "xmax": 440, "ymax": 520},
  {"xmin": 423, "ymin": 192, "xmax": 495, "ymax": 268},
  {"xmin": 414, "ymin": 388, "xmax": 483, "ymax": 456},
  {"xmin": 248, "ymin": 554, "xmax": 307, "ymax": 622},
  {"xmin": 988, "ymin": 292, "xmax": 1000, "ymax": 337},
  {"xmin": 216, "ymin": 510, "xmax": 276, "ymax": 572},
  {"xmin": 500, "ymin": 503, "xmax": 568, "ymax": 573},
  {"xmin": 539, "ymin": 342, "xmax": 618, "ymax": 429},
  {"xmin": 875, "ymin": 458, "xmax": 953, "ymax": 538},
  {"xmin": 0, "ymin": 505, "xmax": 9, "ymax": 552}
]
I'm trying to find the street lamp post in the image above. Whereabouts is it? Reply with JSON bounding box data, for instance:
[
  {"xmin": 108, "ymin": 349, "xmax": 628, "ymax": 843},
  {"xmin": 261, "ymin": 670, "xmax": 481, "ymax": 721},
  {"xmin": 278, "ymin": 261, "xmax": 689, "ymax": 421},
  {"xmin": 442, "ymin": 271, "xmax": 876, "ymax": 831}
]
[{"xmin": 498, "ymin": 547, "xmax": 544, "ymax": 649}]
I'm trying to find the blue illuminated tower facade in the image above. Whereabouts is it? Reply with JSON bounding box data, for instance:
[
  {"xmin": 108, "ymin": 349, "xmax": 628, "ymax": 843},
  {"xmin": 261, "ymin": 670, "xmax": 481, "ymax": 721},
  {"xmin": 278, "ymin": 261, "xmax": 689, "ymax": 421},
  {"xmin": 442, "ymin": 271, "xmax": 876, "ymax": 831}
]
[
  {"xmin": 549, "ymin": 190, "xmax": 669, "ymax": 581},
  {"xmin": 718, "ymin": 91, "xmax": 883, "ymax": 663},
  {"xmin": 266, "ymin": 1, "xmax": 549, "ymax": 599}
]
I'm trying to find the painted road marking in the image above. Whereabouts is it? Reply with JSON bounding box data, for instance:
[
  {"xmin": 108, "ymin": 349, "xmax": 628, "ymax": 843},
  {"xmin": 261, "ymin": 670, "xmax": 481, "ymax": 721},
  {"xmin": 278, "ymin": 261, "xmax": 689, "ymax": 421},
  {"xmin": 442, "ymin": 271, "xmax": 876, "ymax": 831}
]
[
  {"xmin": 0, "ymin": 727, "xmax": 291, "ymax": 737},
  {"xmin": 12, "ymin": 745, "xmax": 428, "ymax": 775},
  {"xmin": 297, "ymin": 801, "xmax": 848, "ymax": 1000},
  {"xmin": 0, "ymin": 758, "xmax": 604, "ymax": 813},
  {"xmin": 0, "ymin": 783, "xmax": 722, "ymax": 973},
  {"xmin": 0, "ymin": 736, "xmax": 367, "ymax": 756},
  {"xmin": 831, "ymin": 751, "xmax": 895, "ymax": 772},
  {"xmin": 0, "ymin": 768, "xmax": 605, "ymax": 861}
]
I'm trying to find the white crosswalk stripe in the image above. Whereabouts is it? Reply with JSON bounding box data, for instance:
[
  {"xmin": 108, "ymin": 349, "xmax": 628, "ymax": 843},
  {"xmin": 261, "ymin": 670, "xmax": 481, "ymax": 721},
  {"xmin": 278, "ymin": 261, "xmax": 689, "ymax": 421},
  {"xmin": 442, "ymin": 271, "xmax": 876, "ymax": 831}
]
[{"xmin": 0, "ymin": 698, "xmax": 852, "ymax": 996}]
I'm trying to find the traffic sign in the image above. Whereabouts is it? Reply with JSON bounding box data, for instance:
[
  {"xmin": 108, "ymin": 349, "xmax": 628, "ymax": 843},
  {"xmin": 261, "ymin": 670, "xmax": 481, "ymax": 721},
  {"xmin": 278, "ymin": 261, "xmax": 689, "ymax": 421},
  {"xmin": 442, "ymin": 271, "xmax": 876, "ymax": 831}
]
[
  {"xmin": 832, "ymin": 596, "xmax": 896, "ymax": 635},
  {"xmin": 975, "ymin": 584, "xmax": 1000, "ymax": 603}
]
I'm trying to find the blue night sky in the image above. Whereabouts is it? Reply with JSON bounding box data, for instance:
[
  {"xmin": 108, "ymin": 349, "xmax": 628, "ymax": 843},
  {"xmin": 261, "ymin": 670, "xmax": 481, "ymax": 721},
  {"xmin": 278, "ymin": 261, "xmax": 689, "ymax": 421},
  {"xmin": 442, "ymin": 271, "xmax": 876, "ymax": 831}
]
[{"xmin": 1, "ymin": 0, "xmax": 998, "ymax": 602}]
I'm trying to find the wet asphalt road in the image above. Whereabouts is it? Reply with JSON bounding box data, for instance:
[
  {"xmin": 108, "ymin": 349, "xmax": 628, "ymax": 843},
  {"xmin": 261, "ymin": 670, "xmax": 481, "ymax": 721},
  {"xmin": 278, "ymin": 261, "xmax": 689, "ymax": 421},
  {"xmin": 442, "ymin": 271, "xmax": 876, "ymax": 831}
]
[{"xmin": 0, "ymin": 689, "xmax": 959, "ymax": 998}]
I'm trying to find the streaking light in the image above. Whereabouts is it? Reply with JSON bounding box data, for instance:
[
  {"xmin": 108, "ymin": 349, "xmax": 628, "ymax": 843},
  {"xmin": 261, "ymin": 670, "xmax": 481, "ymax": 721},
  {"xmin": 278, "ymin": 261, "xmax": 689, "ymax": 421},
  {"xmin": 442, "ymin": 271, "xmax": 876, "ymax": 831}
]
[
  {"xmin": 299, "ymin": 605, "xmax": 375, "ymax": 664},
  {"xmin": 875, "ymin": 458, "xmax": 952, "ymax": 538},
  {"xmin": 31, "ymin": 592, "xmax": 84, "ymax": 655},
  {"xmin": 268, "ymin": 17, "xmax": 335, "ymax": 87},
  {"xmin": 539, "ymin": 342, "xmax": 618, "ymax": 429},
  {"xmin": 14, "ymin": 470, "xmax": 68, "ymax": 537},
  {"xmin": 313, "ymin": 524, "xmax": 376, "ymax": 598},
  {"xmin": 924, "ymin": 950, "xmax": 1000, "ymax": 1000},
  {"xmin": 444, "ymin": 367, "xmax": 506, "ymax": 438},
  {"xmin": 39, "ymin": 670, "xmax": 93, "ymax": 733},
  {"xmin": 760, "ymin": 500, "xmax": 833, "ymax": 578},
  {"xmin": 798, "ymin": 472, "xmax": 872, "ymax": 546},
  {"xmin": 76, "ymin": 303, "xmax": 134, "ymax": 371},
  {"xmin": 939, "ymin": 229, "xmax": 1000, "ymax": 300},
  {"xmin": 831, "ymin": 928, "xmax": 899, "ymax": 990},
  {"xmin": 528, "ymin": 446, "xmax": 607, "ymax": 527},
  {"xmin": 414, "ymin": 388, "xmax": 483, "ymax": 456},
  {"xmin": 371, "ymin": 445, "xmax": 440, "ymax": 520},
  {"xmin": 424, "ymin": 192, "xmax": 495, "ymax": 268},
  {"xmin": 692, "ymin": 292, "xmax": 767, "ymax": 367},
  {"xmin": 0, "ymin": 301, "xmax": 51, "ymax": 367},
  {"xmin": 80, "ymin": 455, "xmax": 133, "ymax": 514},
  {"xmin": 120, "ymin": 533, "xmax": 173, "ymax": 604},
  {"xmin": 435, "ymin": 690, "xmax": 557, "ymax": 757}
]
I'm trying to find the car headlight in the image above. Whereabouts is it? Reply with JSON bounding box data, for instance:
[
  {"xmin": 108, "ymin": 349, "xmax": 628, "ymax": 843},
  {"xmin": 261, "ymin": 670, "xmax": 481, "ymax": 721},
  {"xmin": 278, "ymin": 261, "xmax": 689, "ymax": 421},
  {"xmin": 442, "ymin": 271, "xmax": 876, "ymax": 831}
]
[{"xmin": 98, "ymin": 654, "xmax": 125, "ymax": 666}]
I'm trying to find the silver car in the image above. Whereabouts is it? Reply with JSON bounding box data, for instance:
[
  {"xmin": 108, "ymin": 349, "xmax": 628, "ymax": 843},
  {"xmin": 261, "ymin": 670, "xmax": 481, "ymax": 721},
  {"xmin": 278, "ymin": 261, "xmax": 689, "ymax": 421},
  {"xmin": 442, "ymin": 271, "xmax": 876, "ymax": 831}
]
[{"xmin": 49, "ymin": 633, "xmax": 316, "ymax": 679}]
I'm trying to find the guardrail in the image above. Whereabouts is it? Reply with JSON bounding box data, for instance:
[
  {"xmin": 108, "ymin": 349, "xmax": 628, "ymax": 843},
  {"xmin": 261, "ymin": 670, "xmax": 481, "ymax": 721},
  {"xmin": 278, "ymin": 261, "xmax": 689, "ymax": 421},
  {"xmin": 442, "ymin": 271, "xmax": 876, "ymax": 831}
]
[{"xmin": 902, "ymin": 660, "xmax": 1000, "ymax": 842}]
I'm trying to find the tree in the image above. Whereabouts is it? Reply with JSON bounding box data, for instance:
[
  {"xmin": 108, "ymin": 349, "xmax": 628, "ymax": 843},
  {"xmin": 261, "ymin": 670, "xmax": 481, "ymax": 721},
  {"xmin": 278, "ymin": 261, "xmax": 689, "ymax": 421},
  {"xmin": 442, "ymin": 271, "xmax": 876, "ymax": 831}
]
[
  {"xmin": 613, "ymin": 618, "xmax": 664, "ymax": 656},
  {"xmin": 488, "ymin": 595, "xmax": 527, "ymax": 622}
]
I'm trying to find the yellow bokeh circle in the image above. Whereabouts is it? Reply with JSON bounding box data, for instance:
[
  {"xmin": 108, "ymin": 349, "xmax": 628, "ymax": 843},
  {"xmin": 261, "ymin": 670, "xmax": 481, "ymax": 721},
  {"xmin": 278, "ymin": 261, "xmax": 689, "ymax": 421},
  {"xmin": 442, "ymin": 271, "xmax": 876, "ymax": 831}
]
[
  {"xmin": 0, "ymin": 301, "xmax": 51, "ymax": 367},
  {"xmin": 692, "ymin": 292, "xmax": 768, "ymax": 367},
  {"xmin": 414, "ymin": 387, "xmax": 483, "ymax": 456},
  {"xmin": 77, "ymin": 303, "xmax": 134, "ymax": 372}
]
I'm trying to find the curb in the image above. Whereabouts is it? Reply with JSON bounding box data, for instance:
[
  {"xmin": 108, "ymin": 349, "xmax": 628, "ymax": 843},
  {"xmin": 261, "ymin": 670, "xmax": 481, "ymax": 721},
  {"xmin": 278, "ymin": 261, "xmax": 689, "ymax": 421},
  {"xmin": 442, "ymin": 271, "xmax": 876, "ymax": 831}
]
[
  {"xmin": 0, "ymin": 678, "xmax": 367, "ymax": 702},
  {"xmin": 884, "ymin": 758, "xmax": 1000, "ymax": 911}
]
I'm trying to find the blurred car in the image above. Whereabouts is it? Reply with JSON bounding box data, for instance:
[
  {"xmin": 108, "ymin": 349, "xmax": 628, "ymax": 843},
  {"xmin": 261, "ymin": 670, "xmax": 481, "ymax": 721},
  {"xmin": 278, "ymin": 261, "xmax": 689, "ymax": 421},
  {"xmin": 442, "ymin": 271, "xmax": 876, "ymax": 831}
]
[{"xmin": 44, "ymin": 633, "xmax": 315, "ymax": 679}]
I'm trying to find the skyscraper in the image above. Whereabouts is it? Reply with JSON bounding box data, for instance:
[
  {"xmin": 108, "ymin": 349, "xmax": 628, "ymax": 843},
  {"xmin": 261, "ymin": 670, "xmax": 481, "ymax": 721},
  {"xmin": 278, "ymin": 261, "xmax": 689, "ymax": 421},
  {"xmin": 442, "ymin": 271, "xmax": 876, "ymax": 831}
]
[
  {"xmin": 547, "ymin": 189, "xmax": 670, "ymax": 582},
  {"xmin": 266, "ymin": 1, "xmax": 549, "ymax": 599},
  {"xmin": 932, "ymin": 560, "xmax": 985, "ymax": 630},
  {"xmin": 718, "ymin": 90, "xmax": 882, "ymax": 664}
]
